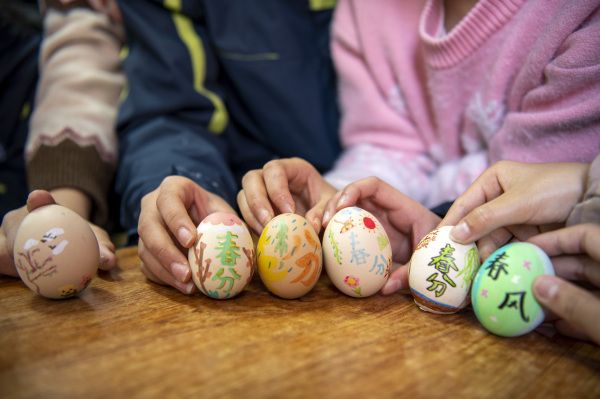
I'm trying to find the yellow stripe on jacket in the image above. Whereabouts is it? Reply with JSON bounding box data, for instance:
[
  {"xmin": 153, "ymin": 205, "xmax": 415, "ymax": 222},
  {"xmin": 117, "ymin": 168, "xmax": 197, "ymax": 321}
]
[{"xmin": 164, "ymin": 0, "xmax": 228, "ymax": 134}]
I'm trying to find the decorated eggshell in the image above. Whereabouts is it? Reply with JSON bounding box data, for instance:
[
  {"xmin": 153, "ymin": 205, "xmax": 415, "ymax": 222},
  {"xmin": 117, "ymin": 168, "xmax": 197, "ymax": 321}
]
[
  {"xmin": 188, "ymin": 212, "xmax": 255, "ymax": 299},
  {"xmin": 13, "ymin": 204, "xmax": 99, "ymax": 299},
  {"xmin": 323, "ymin": 207, "xmax": 391, "ymax": 297},
  {"xmin": 471, "ymin": 242, "xmax": 554, "ymax": 337},
  {"xmin": 257, "ymin": 213, "xmax": 322, "ymax": 299},
  {"xmin": 408, "ymin": 226, "xmax": 480, "ymax": 314}
]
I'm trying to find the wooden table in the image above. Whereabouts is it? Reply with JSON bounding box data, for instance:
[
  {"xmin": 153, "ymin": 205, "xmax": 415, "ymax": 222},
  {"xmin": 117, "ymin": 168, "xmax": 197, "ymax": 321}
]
[{"xmin": 1, "ymin": 247, "xmax": 599, "ymax": 398}]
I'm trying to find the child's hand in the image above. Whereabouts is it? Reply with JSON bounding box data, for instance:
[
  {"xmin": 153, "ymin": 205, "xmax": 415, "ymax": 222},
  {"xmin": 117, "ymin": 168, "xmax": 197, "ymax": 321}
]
[
  {"xmin": 0, "ymin": 190, "xmax": 117, "ymax": 277},
  {"xmin": 441, "ymin": 161, "xmax": 588, "ymax": 258},
  {"xmin": 237, "ymin": 158, "xmax": 337, "ymax": 235},
  {"xmin": 529, "ymin": 224, "xmax": 600, "ymax": 345},
  {"xmin": 322, "ymin": 177, "xmax": 441, "ymax": 294},
  {"xmin": 137, "ymin": 176, "xmax": 235, "ymax": 294}
]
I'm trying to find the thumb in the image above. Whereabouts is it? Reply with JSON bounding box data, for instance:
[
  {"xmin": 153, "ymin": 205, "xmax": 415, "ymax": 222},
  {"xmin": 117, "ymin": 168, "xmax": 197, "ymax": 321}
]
[
  {"xmin": 381, "ymin": 264, "xmax": 409, "ymax": 295},
  {"xmin": 305, "ymin": 196, "xmax": 331, "ymax": 235},
  {"xmin": 26, "ymin": 190, "xmax": 56, "ymax": 212},
  {"xmin": 533, "ymin": 275, "xmax": 600, "ymax": 344}
]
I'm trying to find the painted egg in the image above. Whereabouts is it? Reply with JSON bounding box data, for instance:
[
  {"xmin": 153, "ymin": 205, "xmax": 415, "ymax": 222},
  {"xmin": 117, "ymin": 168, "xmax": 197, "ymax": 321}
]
[
  {"xmin": 471, "ymin": 242, "xmax": 554, "ymax": 337},
  {"xmin": 257, "ymin": 213, "xmax": 322, "ymax": 299},
  {"xmin": 322, "ymin": 207, "xmax": 391, "ymax": 297},
  {"xmin": 13, "ymin": 204, "xmax": 99, "ymax": 299},
  {"xmin": 188, "ymin": 212, "xmax": 255, "ymax": 299},
  {"xmin": 408, "ymin": 226, "xmax": 480, "ymax": 314}
]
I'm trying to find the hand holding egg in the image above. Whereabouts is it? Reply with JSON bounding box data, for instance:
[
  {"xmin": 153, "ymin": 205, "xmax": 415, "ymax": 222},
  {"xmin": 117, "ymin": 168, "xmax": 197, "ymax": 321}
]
[{"xmin": 322, "ymin": 177, "xmax": 441, "ymax": 294}]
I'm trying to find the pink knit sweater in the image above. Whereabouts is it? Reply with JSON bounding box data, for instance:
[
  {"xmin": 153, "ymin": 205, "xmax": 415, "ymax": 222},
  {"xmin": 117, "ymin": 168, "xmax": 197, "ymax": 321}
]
[{"xmin": 325, "ymin": 0, "xmax": 600, "ymax": 207}]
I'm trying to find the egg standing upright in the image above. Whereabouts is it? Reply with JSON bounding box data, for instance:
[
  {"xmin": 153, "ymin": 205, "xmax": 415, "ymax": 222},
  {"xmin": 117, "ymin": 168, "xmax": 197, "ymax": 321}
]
[
  {"xmin": 188, "ymin": 212, "xmax": 255, "ymax": 299},
  {"xmin": 257, "ymin": 213, "xmax": 322, "ymax": 299},
  {"xmin": 322, "ymin": 207, "xmax": 392, "ymax": 297},
  {"xmin": 408, "ymin": 226, "xmax": 480, "ymax": 313}
]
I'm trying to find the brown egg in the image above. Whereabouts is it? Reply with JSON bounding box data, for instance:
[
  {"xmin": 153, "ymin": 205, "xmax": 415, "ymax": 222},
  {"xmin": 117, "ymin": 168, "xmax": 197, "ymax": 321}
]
[{"xmin": 13, "ymin": 204, "xmax": 99, "ymax": 299}]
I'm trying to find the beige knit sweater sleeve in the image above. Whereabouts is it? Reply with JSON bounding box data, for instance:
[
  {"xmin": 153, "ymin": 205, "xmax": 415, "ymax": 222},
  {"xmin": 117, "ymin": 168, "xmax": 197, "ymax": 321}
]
[{"xmin": 27, "ymin": 2, "xmax": 124, "ymax": 226}]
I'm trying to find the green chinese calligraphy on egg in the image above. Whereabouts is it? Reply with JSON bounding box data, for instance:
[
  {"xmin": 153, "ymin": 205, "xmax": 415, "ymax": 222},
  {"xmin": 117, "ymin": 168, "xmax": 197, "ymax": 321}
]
[{"xmin": 471, "ymin": 242, "xmax": 554, "ymax": 337}]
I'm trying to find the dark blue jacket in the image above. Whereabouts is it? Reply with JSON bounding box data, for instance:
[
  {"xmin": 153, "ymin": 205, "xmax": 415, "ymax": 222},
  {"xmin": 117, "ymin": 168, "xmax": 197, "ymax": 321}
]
[{"xmin": 116, "ymin": 0, "xmax": 340, "ymax": 236}]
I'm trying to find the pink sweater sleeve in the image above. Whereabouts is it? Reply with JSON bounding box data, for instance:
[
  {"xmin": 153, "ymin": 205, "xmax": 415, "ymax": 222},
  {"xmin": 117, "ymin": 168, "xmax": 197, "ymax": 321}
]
[
  {"xmin": 27, "ymin": 5, "xmax": 124, "ymax": 225},
  {"xmin": 325, "ymin": 0, "xmax": 435, "ymax": 203},
  {"xmin": 490, "ymin": 6, "xmax": 600, "ymax": 165}
]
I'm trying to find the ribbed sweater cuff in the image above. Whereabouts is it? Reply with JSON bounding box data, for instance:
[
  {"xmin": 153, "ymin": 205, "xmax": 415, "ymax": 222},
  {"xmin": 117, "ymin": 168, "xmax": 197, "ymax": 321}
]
[{"xmin": 27, "ymin": 138, "xmax": 114, "ymax": 227}]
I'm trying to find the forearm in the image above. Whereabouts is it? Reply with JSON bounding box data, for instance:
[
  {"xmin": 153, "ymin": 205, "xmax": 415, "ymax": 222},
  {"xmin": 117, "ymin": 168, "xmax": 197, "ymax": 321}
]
[{"xmin": 48, "ymin": 187, "xmax": 92, "ymax": 219}]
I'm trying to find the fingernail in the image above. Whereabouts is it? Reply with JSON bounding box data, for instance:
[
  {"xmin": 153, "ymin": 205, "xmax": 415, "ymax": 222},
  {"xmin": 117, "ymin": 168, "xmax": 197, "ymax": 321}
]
[
  {"xmin": 312, "ymin": 218, "xmax": 321, "ymax": 234},
  {"xmin": 171, "ymin": 262, "xmax": 191, "ymax": 283},
  {"xmin": 534, "ymin": 275, "xmax": 559, "ymax": 301},
  {"xmin": 99, "ymin": 246, "xmax": 110, "ymax": 265},
  {"xmin": 337, "ymin": 194, "xmax": 348, "ymax": 208},
  {"xmin": 382, "ymin": 278, "xmax": 402, "ymax": 295},
  {"xmin": 258, "ymin": 209, "xmax": 272, "ymax": 225},
  {"xmin": 178, "ymin": 227, "xmax": 193, "ymax": 247},
  {"xmin": 451, "ymin": 222, "xmax": 470, "ymax": 242},
  {"xmin": 479, "ymin": 243, "xmax": 496, "ymax": 260},
  {"xmin": 284, "ymin": 203, "xmax": 294, "ymax": 214},
  {"xmin": 176, "ymin": 281, "xmax": 195, "ymax": 295},
  {"xmin": 323, "ymin": 210, "xmax": 330, "ymax": 223}
]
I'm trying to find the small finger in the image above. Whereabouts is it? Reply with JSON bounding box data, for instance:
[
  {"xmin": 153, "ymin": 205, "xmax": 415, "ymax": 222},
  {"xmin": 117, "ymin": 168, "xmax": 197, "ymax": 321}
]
[
  {"xmin": 381, "ymin": 264, "xmax": 409, "ymax": 295},
  {"xmin": 553, "ymin": 319, "xmax": 591, "ymax": 342},
  {"xmin": 139, "ymin": 242, "xmax": 196, "ymax": 294},
  {"xmin": 441, "ymin": 167, "xmax": 504, "ymax": 228},
  {"xmin": 528, "ymin": 224, "xmax": 600, "ymax": 262},
  {"xmin": 138, "ymin": 195, "xmax": 191, "ymax": 283},
  {"xmin": 155, "ymin": 177, "xmax": 200, "ymax": 248},
  {"xmin": 476, "ymin": 227, "xmax": 513, "ymax": 259},
  {"xmin": 237, "ymin": 190, "xmax": 265, "ymax": 235},
  {"xmin": 533, "ymin": 275, "xmax": 600, "ymax": 345},
  {"xmin": 240, "ymin": 170, "xmax": 275, "ymax": 226},
  {"xmin": 550, "ymin": 255, "xmax": 600, "ymax": 287},
  {"xmin": 263, "ymin": 160, "xmax": 295, "ymax": 214},
  {"xmin": 26, "ymin": 190, "xmax": 56, "ymax": 212},
  {"xmin": 305, "ymin": 198, "xmax": 329, "ymax": 235},
  {"xmin": 322, "ymin": 190, "xmax": 343, "ymax": 227}
]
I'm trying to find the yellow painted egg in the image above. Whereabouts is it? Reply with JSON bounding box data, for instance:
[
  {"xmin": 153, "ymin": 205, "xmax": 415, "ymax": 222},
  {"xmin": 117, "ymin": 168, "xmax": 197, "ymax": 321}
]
[
  {"xmin": 322, "ymin": 207, "xmax": 392, "ymax": 297},
  {"xmin": 188, "ymin": 212, "xmax": 255, "ymax": 299},
  {"xmin": 257, "ymin": 213, "xmax": 322, "ymax": 299},
  {"xmin": 13, "ymin": 204, "xmax": 99, "ymax": 299}
]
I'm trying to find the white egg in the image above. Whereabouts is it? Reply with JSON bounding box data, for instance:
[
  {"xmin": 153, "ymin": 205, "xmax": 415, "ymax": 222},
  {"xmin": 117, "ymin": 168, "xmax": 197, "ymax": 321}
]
[
  {"xmin": 323, "ymin": 207, "xmax": 391, "ymax": 297},
  {"xmin": 408, "ymin": 226, "xmax": 480, "ymax": 314}
]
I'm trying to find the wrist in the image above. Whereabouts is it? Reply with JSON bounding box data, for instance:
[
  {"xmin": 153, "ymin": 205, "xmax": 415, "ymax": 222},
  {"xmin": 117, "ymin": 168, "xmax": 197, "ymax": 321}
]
[{"xmin": 49, "ymin": 188, "xmax": 92, "ymax": 220}]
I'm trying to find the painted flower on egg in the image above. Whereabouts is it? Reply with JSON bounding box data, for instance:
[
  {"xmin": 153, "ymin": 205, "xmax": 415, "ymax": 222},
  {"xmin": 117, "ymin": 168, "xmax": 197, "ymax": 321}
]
[{"xmin": 323, "ymin": 207, "xmax": 392, "ymax": 298}]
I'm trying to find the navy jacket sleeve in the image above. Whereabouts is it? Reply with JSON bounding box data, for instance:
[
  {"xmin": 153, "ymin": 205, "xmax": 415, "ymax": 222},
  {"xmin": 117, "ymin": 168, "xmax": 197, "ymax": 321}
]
[{"xmin": 115, "ymin": 0, "xmax": 237, "ymax": 234}]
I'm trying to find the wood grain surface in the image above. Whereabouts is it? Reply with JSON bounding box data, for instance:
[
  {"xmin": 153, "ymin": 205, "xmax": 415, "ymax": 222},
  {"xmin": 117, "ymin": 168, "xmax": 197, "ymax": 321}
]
[{"xmin": 1, "ymin": 246, "xmax": 599, "ymax": 399}]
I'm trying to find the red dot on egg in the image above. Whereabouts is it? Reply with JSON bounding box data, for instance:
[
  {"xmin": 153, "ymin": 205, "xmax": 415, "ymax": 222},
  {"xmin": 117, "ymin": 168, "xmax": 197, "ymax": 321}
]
[{"xmin": 363, "ymin": 217, "xmax": 376, "ymax": 229}]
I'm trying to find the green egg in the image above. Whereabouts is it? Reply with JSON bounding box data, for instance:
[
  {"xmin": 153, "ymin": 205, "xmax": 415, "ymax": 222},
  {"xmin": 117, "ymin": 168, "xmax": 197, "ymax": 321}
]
[{"xmin": 471, "ymin": 242, "xmax": 554, "ymax": 337}]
